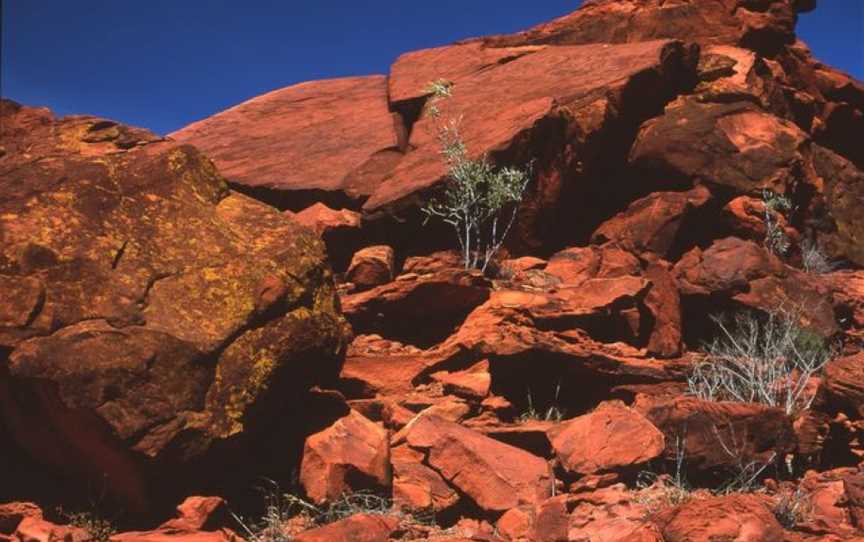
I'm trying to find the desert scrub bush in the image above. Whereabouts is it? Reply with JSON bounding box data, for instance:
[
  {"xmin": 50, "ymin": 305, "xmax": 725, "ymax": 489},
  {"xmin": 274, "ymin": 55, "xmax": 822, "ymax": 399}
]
[
  {"xmin": 687, "ymin": 309, "xmax": 833, "ymax": 416},
  {"xmin": 761, "ymin": 189, "xmax": 793, "ymax": 257},
  {"xmin": 421, "ymin": 79, "xmax": 531, "ymax": 272},
  {"xmin": 800, "ymin": 238, "xmax": 835, "ymax": 274},
  {"xmin": 63, "ymin": 511, "xmax": 116, "ymax": 542}
]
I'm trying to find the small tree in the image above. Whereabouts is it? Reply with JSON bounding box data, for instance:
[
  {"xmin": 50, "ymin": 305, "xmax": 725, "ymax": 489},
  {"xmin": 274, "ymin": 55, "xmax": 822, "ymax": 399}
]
[{"xmin": 421, "ymin": 79, "xmax": 531, "ymax": 272}]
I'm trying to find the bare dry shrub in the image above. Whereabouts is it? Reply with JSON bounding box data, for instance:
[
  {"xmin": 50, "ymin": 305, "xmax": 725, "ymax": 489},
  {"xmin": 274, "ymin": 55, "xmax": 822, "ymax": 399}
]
[{"xmin": 687, "ymin": 308, "xmax": 832, "ymax": 416}]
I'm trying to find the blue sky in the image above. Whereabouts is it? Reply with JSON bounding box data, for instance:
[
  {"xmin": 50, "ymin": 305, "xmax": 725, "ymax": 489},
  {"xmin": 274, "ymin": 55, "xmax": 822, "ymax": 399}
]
[{"xmin": 2, "ymin": 1, "xmax": 862, "ymax": 135}]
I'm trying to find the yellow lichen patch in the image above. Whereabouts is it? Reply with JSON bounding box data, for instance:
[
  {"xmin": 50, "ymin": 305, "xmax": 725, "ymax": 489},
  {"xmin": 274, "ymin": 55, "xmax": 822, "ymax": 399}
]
[{"xmin": 142, "ymin": 261, "xmax": 263, "ymax": 351}]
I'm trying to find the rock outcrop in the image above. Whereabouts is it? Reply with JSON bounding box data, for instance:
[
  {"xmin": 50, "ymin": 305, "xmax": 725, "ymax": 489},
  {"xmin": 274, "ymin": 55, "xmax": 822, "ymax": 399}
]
[
  {"xmin": 5, "ymin": 0, "xmax": 864, "ymax": 540},
  {"xmin": 0, "ymin": 99, "xmax": 350, "ymax": 514}
]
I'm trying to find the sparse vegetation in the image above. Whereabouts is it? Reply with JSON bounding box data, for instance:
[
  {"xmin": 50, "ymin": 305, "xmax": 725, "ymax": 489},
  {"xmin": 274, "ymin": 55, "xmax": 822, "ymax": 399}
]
[
  {"xmin": 635, "ymin": 434, "xmax": 693, "ymax": 514},
  {"xmin": 772, "ymin": 486, "xmax": 813, "ymax": 529},
  {"xmin": 711, "ymin": 424, "xmax": 778, "ymax": 494},
  {"xmin": 229, "ymin": 482, "xmax": 435, "ymax": 542},
  {"xmin": 761, "ymin": 190, "xmax": 792, "ymax": 257},
  {"xmin": 801, "ymin": 238, "xmax": 835, "ymax": 274},
  {"xmin": 518, "ymin": 384, "xmax": 565, "ymax": 423},
  {"xmin": 63, "ymin": 511, "xmax": 116, "ymax": 542},
  {"xmin": 687, "ymin": 308, "xmax": 833, "ymax": 416},
  {"xmin": 421, "ymin": 79, "xmax": 532, "ymax": 272}
]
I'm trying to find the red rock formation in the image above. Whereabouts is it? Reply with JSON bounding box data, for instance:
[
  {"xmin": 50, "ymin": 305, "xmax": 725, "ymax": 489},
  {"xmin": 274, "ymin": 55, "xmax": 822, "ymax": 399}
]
[
  {"xmin": 291, "ymin": 514, "xmax": 400, "ymax": 542},
  {"xmin": 0, "ymin": 99, "xmax": 350, "ymax": 514},
  {"xmin": 396, "ymin": 415, "xmax": 553, "ymax": 513},
  {"xmin": 299, "ymin": 410, "xmax": 391, "ymax": 504},
  {"xmin": 170, "ymin": 77, "xmax": 401, "ymax": 208},
  {"xmin": 547, "ymin": 401, "xmax": 665, "ymax": 476},
  {"xmin": 657, "ymin": 493, "xmax": 785, "ymax": 541},
  {"xmin": 6, "ymin": 0, "xmax": 864, "ymax": 538},
  {"xmin": 345, "ymin": 246, "xmax": 396, "ymax": 290}
]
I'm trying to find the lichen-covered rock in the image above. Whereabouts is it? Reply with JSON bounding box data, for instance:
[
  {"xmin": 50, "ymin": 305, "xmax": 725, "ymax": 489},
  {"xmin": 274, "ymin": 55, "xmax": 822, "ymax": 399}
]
[{"xmin": 0, "ymin": 99, "xmax": 350, "ymax": 512}]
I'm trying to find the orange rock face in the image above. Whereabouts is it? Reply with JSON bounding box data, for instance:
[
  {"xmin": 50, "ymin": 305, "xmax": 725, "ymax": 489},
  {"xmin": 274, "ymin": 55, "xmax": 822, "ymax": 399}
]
[
  {"xmin": 6, "ymin": 0, "xmax": 864, "ymax": 539},
  {"xmin": 547, "ymin": 401, "xmax": 665, "ymax": 476},
  {"xmin": 657, "ymin": 494, "xmax": 785, "ymax": 542},
  {"xmin": 399, "ymin": 415, "xmax": 553, "ymax": 512},
  {"xmin": 170, "ymin": 77, "xmax": 400, "ymax": 206},
  {"xmin": 346, "ymin": 245, "xmax": 396, "ymax": 290},
  {"xmin": 299, "ymin": 410, "xmax": 391, "ymax": 504}
]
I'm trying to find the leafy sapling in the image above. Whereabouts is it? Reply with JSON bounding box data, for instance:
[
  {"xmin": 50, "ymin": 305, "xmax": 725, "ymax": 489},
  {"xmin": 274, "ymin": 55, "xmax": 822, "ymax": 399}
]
[{"xmin": 421, "ymin": 79, "xmax": 532, "ymax": 272}]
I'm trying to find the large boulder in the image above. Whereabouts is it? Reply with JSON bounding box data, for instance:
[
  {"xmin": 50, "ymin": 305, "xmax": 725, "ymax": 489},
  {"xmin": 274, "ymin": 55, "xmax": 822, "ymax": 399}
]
[
  {"xmin": 292, "ymin": 514, "xmax": 401, "ymax": 542},
  {"xmin": 371, "ymin": 38, "xmax": 696, "ymax": 249},
  {"xmin": 591, "ymin": 186, "xmax": 712, "ymax": 259},
  {"xmin": 547, "ymin": 401, "xmax": 665, "ymax": 476},
  {"xmin": 0, "ymin": 100, "xmax": 350, "ymax": 513},
  {"xmin": 674, "ymin": 237, "xmax": 839, "ymax": 337},
  {"xmin": 170, "ymin": 76, "xmax": 401, "ymax": 209},
  {"xmin": 630, "ymin": 97, "xmax": 808, "ymax": 193},
  {"xmin": 817, "ymin": 352, "xmax": 864, "ymax": 419},
  {"xmin": 397, "ymin": 415, "xmax": 553, "ymax": 513},
  {"xmin": 634, "ymin": 396, "xmax": 796, "ymax": 473},
  {"xmin": 299, "ymin": 410, "xmax": 391, "ymax": 504}
]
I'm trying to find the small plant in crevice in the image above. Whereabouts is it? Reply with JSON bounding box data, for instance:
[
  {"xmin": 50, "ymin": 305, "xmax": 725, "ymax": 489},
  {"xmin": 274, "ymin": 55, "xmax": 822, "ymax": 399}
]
[
  {"xmin": 761, "ymin": 189, "xmax": 793, "ymax": 257},
  {"xmin": 687, "ymin": 308, "xmax": 833, "ymax": 416},
  {"xmin": 711, "ymin": 423, "xmax": 779, "ymax": 495},
  {"xmin": 61, "ymin": 511, "xmax": 116, "ymax": 542},
  {"xmin": 517, "ymin": 383, "xmax": 565, "ymax": 423},
  {"xmin": 772, "ymin": 486, "xmax": 813, "ymax": 529},
  {"xmin": 800, "ymin": 238, "xmax": 836, "ymax": 275},
  {"xmin": 635, "ymin": 433, "xmax": 693, "ymax": 515},
  {"xmin": 420, "ymin": 79, "xmax": 532, "ymax": 273}
]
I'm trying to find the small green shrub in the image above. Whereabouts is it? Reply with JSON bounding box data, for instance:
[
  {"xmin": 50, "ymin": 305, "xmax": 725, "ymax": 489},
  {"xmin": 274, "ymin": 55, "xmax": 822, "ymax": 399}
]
[
  {"xmin": 64, "ymin": 511, "xmax": 116, "ymax": 542},
  {"xmin": 761, "ymin": 190, "xmax": 792, "ymax": 257},
  {"xmin": 421, "ymin": 79, "xmax": 531, "ymax": 272}
]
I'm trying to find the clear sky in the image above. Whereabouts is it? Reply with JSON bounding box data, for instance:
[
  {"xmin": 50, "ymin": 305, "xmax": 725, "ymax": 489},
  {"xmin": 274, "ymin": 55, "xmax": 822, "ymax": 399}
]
[{"xmin": 2, "ymin": 1, "xmax": 862, "ymax": 136}]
